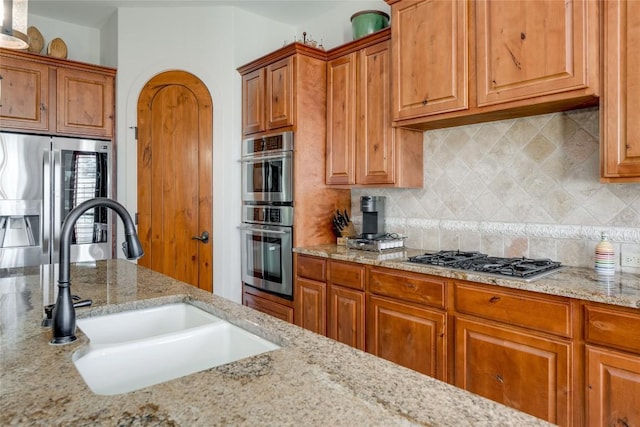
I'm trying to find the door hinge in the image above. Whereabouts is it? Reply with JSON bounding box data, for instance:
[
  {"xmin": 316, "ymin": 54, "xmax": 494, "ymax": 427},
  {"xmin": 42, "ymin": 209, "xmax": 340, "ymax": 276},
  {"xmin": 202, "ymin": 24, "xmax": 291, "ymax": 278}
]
[{"xmin": 129, "ymin": 126, "xmax": 138, "ymax": 140}]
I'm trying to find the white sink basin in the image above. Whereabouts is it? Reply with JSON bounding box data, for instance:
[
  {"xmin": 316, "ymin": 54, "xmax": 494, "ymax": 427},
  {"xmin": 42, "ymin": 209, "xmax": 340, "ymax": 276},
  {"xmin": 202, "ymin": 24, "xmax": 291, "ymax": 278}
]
[
  {"xmin": 76, "ymin": 302, "xmax": 223, "ymax": 345},
  {"xmin": 72, "ymin": 303, "xmax": 280, "ymax": 395}
]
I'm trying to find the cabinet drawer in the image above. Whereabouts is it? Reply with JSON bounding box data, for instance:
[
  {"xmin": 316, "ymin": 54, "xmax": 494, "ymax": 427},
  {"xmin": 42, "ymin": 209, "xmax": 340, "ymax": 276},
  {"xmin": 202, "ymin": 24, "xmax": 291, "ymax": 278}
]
[
  {"xmin": 368, "ymin": 267, "xmax": 445, "ymax": 309},
  {"xmin": 329, "ymin": 261, "xmax": 365, "ymax": 290},
  {"xmin": 585, "ymin": 304, "xmax": 640, "ymax": 353},
  {"xmin": 454, "ymin": 281, "xmax": 572, "ymax": 337},
  {"xmin": 296, "ymin": 255, "xmax": 326, "ymax": 282}
]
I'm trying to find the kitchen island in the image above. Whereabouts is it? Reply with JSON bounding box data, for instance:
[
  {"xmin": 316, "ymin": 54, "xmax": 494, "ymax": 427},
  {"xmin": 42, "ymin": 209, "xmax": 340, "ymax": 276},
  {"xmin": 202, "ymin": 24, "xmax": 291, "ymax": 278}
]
[{"xmin": 0, "ymin": 260, "xmax": 550, "ymax": 426}]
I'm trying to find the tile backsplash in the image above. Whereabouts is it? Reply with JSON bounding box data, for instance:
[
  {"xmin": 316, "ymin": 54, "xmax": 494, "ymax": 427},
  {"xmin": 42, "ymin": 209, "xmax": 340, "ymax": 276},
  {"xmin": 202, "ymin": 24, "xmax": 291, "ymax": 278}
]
[{"xmin": 351, "ymin": 107, "xmax": 640, "ymax": 272}]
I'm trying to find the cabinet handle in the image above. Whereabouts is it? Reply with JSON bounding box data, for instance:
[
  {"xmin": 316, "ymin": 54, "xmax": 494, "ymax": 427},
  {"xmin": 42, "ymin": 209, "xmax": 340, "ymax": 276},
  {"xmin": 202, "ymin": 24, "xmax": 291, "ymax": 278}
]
[
  {"xmin": 422, "ymin": 99, "xmax": 428, "ymax": 106},
  {"xmin": 40, "ymin": 103, "xmax": 46, "ymax": 111},
  {"xmin": 495, "ymin": 374, "xmax": 504, "ymax": 383},
  {"xmin": 489, "ymin": 296, "xmax": 500, "ymax": 303}
]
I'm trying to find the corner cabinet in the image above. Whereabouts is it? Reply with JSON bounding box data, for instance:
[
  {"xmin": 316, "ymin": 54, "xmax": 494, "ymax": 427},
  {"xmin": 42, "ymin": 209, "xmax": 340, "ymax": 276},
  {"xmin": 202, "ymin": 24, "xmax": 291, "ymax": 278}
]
[
  {"xmin": 385, "ymin": 0, "xmax": 599, "ymax": 130},
  {"xmin": 600, "ymin": 0, "xmax": 640, "ymax": 182},
  {"xmin": 325, "ymin": 29, "xmax": 423, "ymax": 188},
  {"xmin": 0, "ymin": 48, "xmax": 115, "ymax": 139}
]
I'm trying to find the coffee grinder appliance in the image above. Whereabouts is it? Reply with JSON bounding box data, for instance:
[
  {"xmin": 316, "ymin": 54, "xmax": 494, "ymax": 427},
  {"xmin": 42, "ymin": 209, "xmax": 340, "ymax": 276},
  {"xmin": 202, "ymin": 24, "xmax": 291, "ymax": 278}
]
[
  {"xmin": 346, "ymin": 196, "xmax": 405, "ymax": 252},
  {"xmin": 361, "ymin": 195, "xmax": 385, "ymax": 239}
]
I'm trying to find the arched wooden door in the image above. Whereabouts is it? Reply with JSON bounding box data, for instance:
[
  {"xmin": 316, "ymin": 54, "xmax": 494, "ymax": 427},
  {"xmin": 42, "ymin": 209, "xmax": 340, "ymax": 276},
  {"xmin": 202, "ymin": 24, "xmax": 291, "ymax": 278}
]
[{"xmin": 137, "ymin": 70, "xmax": 213, "ymax": 292}]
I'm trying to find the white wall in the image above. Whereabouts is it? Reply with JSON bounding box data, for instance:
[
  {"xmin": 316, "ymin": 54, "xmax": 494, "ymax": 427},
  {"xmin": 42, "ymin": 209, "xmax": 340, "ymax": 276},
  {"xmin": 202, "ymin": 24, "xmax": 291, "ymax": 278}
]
[
  {"xmin": 297, "ymin": 1, "xmax": 390, "ymax": 49},
  {"xmin": 115, "ymin": 7, "xmax": 294, "ymax": 303},
  {"xmin": 27, "ymin": 14, "xmax": 100, "ymax": 63}
]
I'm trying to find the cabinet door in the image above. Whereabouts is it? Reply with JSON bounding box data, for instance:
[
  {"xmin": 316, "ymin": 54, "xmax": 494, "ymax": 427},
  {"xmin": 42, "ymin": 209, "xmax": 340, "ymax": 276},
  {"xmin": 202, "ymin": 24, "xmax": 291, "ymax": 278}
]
[
  {"xmin": 266, "ymin": 56, "xmax": 294, "ymax": 130},
  {"xmin": 455, "ymin": 316, "xmax": 572, "ymax": 425},
  {"xmin": 327, "ymin": 285, "xmax": 365, "ymax": 350},
  {"xmin": 294, "ymin": 277, "xmax": 326, "ymax": 335},
  {"xmin": 367, "ymin": 295, "xmax": 446, "ymax": 380},
  {"xmin": 601, "ymin": 0, "xmax": 640, "ymax": 181},
  {"xmin": 242, "ymin": 68, "xmax": 265, "ymax": 135},
  {"xmin": 56, "ymin": 67, "xmax": 114, "ymax": 138},
  {"xmin": 243, "ymin": 290, "xmax": 294, "ymax": 323},
  {"xmin": 0, "ymin": 56, "xmax": 50, "ymax": 132},
  {"xmin": 356, "ymin": 41, "xmax": 395, "ymax": 185},
  {"xmin": 476, "ymin": 0, "xmax": 594, "ymax": 107},
  {"xmin": 586, "ymin": 345, "xmax": 640, "ymax": 427},
  {"xmin": 390, "ymin": 0, "xmax": 468, "ymax": 120},
  {"xmin": 326, "ymin": 53, "xmax": 357, "ymax": 185}
]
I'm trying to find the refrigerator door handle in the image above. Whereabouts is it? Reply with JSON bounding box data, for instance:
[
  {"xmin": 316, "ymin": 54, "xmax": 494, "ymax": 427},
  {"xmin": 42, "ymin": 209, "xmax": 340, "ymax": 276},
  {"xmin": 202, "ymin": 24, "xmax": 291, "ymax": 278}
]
[
  {"xmin": 43, "ymin": 150, "xmax": 51, "ymax": 263},
  {"xmin": 52, "ymin": 148, "xmax": 62, "ymax": 262}
]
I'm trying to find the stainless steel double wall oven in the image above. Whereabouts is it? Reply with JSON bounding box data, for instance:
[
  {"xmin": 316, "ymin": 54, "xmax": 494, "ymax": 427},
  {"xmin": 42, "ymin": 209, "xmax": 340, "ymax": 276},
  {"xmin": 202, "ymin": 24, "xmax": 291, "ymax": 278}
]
[{"xmin": 240, "ymin": 131, "xmax": 294, "ymax": 299}]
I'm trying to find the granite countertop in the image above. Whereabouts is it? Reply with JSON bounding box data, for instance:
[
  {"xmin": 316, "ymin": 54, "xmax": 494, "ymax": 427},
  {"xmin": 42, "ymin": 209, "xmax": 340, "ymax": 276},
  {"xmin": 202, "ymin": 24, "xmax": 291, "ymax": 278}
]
[
  {"xmin": 1, "ymin": 260, "xmax": 551, "ymax": 426},
  {"xmin": 294, "ymin": 244, "xmax": 640, "ymax": 309}
]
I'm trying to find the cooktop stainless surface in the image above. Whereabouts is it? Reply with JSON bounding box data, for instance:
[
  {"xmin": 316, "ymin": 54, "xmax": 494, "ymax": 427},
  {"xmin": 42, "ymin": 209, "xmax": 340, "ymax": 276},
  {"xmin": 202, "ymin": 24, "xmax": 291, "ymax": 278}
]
[{"xmin": 407, "ymin": 250, "xmax": 564, "ymax": 282}]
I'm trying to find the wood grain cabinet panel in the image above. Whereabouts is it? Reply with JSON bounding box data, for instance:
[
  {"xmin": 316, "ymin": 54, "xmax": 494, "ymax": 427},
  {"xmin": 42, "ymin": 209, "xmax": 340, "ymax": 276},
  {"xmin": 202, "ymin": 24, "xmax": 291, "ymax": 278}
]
[
  {"xmin": 476, "ymin": 0, "xmax": 594, "ymax": 106},
  {"xmin": 0, "ymin": 55, "xmax": 50, "ymax": 131},
  {"xmin": 326, "ymin": 31, "xmax": 423, "ymax": 188},
  {"xmin": 296, "ymin": 254, "xmax": 327, "ymax": 282},
  {"xmin": 389, "ymin": 0, "xmax": 469, "ymax": 120},
  {"xmin": 56, "ymin": 67, "xmax": 114, "ymax": 138},
  {"xmin": 385, "ymin": 0, "xmax": 598, "ymax": 131},
  {"xmin": 586, "ymin": 345, "xmax": 640, "ymax": 427},
  {"xmin": 601, "ymin": 0, "xmax": 640, "ymax": 182},
  {"xmin": 584, "ymin": 302, "xmax": 640, "ymax": 426},
  {"xmin": 241, "ymin": 68, "xmax": 265, "ymax": 135},
  {"xmin": 295, "ymin": 277, "xmax": 326, "ymax": 335},
  {"xmin": 454, "ymin": 281, "xmax": 572, "ymax": 337},
  {"xmin": 328, "ymin": 284, "xmax": 365, "ymax": 350},
  {"xmin": 368, "ymin": 266, "xmax": 445, "ymax": 309},
  {"xmin": 243, "ymin": 285, "xmax": 294, "ymax": 323},
  {"xmin": 367, "ymin": 294, "xmax": 446, "ymax": 380},
  {"xmin": 329, "ymin": 260, "xmax": 364, "ymax": 290},
  {"xmin": 266, "ymin": 56, "xmax": 294, "ymax": 130},
  {"xmin": 455, "ymin": 316, "xmax": 572, "ymax": 426}
]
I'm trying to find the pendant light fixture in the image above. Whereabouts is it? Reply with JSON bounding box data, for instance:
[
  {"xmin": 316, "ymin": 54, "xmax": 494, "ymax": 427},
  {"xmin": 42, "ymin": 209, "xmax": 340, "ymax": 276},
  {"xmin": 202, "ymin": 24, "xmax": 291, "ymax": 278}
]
[{"xmin": 1, "ymin": 0, "xmax": 29, "ymax": 49}]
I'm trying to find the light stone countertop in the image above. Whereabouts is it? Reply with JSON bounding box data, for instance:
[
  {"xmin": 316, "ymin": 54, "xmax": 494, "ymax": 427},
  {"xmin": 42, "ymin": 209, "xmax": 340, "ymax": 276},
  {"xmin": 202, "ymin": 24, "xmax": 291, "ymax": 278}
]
[
  {"xmin": 0, "ymin": 260, "xmax": 551, "ymax": 426},
  {"xmin": 294, "ymin": 245, "xmax": 640, "ymax": 309}
]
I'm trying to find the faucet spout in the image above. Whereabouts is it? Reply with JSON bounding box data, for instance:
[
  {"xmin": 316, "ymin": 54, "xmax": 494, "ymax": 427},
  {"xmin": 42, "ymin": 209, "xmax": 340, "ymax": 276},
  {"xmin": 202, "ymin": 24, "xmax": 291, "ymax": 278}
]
[{"xmin": 51, "ymin": 197, "xmax": 144, "ymax": 345}]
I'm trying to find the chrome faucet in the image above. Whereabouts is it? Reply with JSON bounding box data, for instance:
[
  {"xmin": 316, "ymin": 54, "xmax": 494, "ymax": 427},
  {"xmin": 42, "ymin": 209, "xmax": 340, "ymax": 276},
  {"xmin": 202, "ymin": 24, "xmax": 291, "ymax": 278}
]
[{"xmin": 50, "ymin": 197, "xmax": 144, "ymax": 345}]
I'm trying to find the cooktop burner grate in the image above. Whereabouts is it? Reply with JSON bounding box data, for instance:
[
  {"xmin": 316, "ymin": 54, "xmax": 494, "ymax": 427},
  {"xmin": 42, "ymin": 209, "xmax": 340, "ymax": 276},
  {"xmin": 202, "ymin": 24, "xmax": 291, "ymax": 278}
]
[{"xmin": 407, "ymin": 250, "xmax": 563, "ymax": 281}]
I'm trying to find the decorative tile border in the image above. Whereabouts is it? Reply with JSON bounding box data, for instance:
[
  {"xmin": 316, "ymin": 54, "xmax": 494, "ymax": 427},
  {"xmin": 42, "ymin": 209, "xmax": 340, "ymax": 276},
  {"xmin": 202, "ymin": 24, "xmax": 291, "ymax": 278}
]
[{"xmin": 383, "ymin": 218, "xmax": 640, "ymax": 243}]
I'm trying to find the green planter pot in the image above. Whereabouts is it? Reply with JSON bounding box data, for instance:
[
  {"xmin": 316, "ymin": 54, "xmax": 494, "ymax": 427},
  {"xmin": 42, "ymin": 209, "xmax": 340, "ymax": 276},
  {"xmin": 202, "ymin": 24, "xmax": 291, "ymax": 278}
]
[{"xmin": 350, "ymin": 10, "xmax": 390, "ymax": 40}]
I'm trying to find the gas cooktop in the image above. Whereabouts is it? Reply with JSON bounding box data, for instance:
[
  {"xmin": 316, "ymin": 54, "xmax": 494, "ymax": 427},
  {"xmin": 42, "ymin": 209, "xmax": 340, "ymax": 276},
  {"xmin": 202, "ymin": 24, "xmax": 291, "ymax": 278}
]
[{"xmin": 407, "ymin": 250, "xmax": 563, "ymax": 282}]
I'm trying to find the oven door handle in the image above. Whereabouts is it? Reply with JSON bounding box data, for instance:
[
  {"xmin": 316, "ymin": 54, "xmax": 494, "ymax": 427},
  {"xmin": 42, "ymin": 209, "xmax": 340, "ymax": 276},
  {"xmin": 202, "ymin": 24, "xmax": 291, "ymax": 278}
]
[
  {"xmin": 239, "ymin": 152, "xmax": 292, "ymax": 162},
  {"xmin": 238, "ymin": 225, "xmax": 289, "ymax": 235}
]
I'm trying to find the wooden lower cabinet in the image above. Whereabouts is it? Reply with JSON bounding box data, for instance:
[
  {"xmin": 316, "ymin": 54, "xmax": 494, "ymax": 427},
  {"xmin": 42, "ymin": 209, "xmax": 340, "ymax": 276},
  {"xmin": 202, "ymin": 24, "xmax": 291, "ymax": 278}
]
[
  {"xmin": 586, "ymin": 345, "xmax": 640, "ymax": 427},
  {"xmin": 584, "ymin": 303, "xmax": 640, "ymax": 426},
  {"xmin": 242, "ymin": 285, "xmax": 294, "ymax": 323},
  {"xmin": 367, "ymin": 295, "xmax": 446, "ymax": 380},
  {"xmin": 454, "ymin": 316, "xmax": 572, "ymax": 426},
  {"xmin": 295, "ymin": 277, "xmax": 326, "ymax": 335},
  {"xmin": 328, "ymin": 285, "xmax": 365, "ymax": 350}
]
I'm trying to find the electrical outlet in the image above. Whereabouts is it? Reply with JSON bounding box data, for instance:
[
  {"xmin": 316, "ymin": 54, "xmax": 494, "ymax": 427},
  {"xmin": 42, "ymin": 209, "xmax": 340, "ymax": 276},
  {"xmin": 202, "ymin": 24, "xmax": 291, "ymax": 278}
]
[{"xmin": 621, "ymin": 254, "xmax": 640, "ymax": 268}]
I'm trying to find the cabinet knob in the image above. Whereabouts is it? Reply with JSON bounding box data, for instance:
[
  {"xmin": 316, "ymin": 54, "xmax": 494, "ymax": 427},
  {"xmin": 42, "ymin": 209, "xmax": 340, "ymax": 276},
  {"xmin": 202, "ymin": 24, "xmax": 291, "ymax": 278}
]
[
  {"xmin": 489, "ymin": 296, "xmax": 501, "ymax": 303},
  {"xmin": 422, "ymin": 99, "xmax": 428, "ymax": 106},
  {"xmin": 40, "ymin": 103, "xmax": 46, "ymax": 111}
]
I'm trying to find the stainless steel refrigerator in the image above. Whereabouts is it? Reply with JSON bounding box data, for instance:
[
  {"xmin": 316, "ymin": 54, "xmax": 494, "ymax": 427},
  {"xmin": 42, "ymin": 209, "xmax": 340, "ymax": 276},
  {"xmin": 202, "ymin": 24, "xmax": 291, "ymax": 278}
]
[{"xmin": 0, "ymin": 132, "xmax": 112, "ymax": 268}]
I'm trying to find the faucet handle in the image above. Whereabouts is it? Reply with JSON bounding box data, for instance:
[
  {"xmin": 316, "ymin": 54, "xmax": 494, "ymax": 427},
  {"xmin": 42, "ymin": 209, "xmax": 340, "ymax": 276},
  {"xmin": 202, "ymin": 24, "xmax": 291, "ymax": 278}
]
[{"xmin": 42, "ymin": 299, "xmax": 93, "ymax": 327}]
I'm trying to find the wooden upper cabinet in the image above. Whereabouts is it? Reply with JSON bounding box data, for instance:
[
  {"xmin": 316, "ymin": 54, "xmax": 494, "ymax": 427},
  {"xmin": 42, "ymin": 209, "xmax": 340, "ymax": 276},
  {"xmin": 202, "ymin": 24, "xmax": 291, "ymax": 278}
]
[
  {"xmin": 326, "ymin": 53, "xmax": 357, "ymax": 185},
  {"xmin": 56, "ymin": 67, "xmax": 114, "ymax": 138},
  {"xmin": 601, "ymin": 0, "xmax": 640, "ymax": 182},
  {"xmin": 0, "ymin": 48, "xmax": 115, "ymax": 139},
  {"xmin": 240, "ymin": 55, "xmax": 294, "ymax": 136},
  {"xmin": 476, "ymin": 0, "xmax": 595, "ymax": 106},
  {"xmin": 389, "ymin": 0, "xmax": 469, "ymax": 120},
  {"xmin": 266, "ymin": 56, "xmax": 294, "ymax": 130},
  {"xmin": 386, "ymin": 0, "xmax": 598, "ymax": 130},
  {"xmin": 326, "ymin": 30, "xmax": 423, "ymax": 188},
  {"xmin": 241, "ymin": 68, "xmax": 266, "ymax": 135},
  {"xmin": 0, "ymin": 54, "xmax": 50, "ymax": 132}
]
